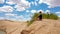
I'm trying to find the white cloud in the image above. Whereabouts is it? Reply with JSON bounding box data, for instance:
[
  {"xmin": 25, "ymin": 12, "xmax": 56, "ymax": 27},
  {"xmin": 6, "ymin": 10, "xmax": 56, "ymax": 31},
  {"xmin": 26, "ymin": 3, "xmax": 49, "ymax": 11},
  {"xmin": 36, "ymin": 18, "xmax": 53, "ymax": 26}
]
[
  {"xmin": 0, "ymin": 0, "xmax": 4, "ymax": 4},
  {"xmin": 15, "ymin": 15, "xmax": 27, "ymax": 21},
  {"xmin": 30, "ymin": 1, "xmax": 38, "ymax": 6},
  {"xmin": 31, "ymin": 2, "xmax": 34, "ymax": 5},
  {"xmin": 6, "ymin": 0, "xmax": 30, "ymax": 5},
  {"xmin": 58, "ymin": 15, "xmax": 60, "ymax": 17},
  {"xmin": 16, "ymin": 15, "xmax": 24, "ymax": 18},
  {"xmin": 6, "ymin": 1, "xmax": 15, "ymax": 5},
  {"xmin": 39, "ymin": 0, "xmax": 60, "ymax": 8},
  {"xmin": 20, "ymin": 0, "xmax": 30, "ymax": 6},
  {"xmin": 56, "ymin": 12, "xmax": 60, "ymax": 14},
  {"xmin": 5, "ymin": 13, "xmax": 17, "ymax": 16},
  {"xmin": 26, "ymin": 10, "xmax": 30, "ymax": 12},
  {"xmin": 37, "ymin": 10, "xmax": 44, "ymax": 13},
  {"xmin": 0, "ymin": 6, "xmax": 13, "ymax": 12},
  {"xmin": 45, "ymin": 10, "xmax": 51, "ymax": 14},
  {"xmin": 31, "ymin": 10, "xmax": 37, "ymax": 13},
  {"xmin": 30, "ymin": 10, "xmax": 44, "ymax": 13},
  {"xmin": 14, "ymin": 5, "xmax": 26, "ymax": 11},
  {"xmin": 34, "ymin": 2, "xmax": 37, "ymax": 6},
  {"xmin": 15, "ymin": 15, "xmax": 31, "ymax": 21},
  {"xmin": 0, "ymin": 17, "xmax": 5, "ymax": 20},
  {"xmin": 55, "ymin": 12, "xmax": 60, "ymax": 17},
  {"xmin": 6, "ymin": 0, "xmax": 30, "ymax": 11},
  {"xmin": 6, "ymin": 0, "xmax": 20, "ymax": 4},
  {"xmin": 27, "ymin": 18, "xmax": 31, "ymax": 21},
  {"xmin": 4, "ymin": 13, "xmax": 17, "ymax": 20}
]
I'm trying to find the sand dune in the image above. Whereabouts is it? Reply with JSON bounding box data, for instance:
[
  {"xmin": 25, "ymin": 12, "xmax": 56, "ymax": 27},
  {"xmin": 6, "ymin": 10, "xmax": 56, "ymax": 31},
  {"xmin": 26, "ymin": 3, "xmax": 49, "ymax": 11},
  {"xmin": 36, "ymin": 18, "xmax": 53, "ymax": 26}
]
[
  {"xmin": 0, "ymin": 19, "xmax": 60, "ymax": 34},
  {"xmin": 22, "ymin": 19, "xmax": 60, "ymax": 34},
  {"xmin": 0, "ymin": 20, "xmax": 27, "ymax": 34}
]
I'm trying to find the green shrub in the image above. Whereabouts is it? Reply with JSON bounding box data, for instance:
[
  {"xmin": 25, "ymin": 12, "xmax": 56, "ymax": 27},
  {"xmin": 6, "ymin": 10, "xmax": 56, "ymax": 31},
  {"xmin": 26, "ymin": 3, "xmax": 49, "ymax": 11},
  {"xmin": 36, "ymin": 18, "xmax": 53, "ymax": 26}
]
[
  {"xmin": 27, "ymin": 13, "xmax": 58, "ymax": 26},
  {"xmin": 27, "ymin": 20, "xmax": 34, "ymax": 26},
  {"xmin": 42, "ymin": 13, "xmax": 58, "ymax": 20},
  {"xmin": 27, "ymin": 13, "xmax": 39, "ymax": 26},
  {"xmin": 42, "ymin": 13, "xmax": 48, "ymax": 19},
  {"xmin": 31, "ymin": 13, "xmax": 39, "ymax": 20},
  {"xmin": 49, "ymin": 13, "xmax": 58, "ymax": 20}
]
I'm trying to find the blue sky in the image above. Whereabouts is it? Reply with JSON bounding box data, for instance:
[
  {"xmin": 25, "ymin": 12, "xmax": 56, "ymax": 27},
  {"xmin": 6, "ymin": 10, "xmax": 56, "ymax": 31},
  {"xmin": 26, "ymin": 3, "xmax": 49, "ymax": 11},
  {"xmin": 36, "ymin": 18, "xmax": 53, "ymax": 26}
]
[{"xmin": 0, "ymin": 0, "xmax": 60, "ymax": 21}]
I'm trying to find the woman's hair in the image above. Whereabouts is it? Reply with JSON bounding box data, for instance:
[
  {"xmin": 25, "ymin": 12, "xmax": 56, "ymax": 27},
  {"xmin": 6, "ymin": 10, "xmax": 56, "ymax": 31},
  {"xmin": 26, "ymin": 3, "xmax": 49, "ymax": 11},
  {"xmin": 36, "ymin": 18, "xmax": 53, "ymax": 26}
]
[{"xmin": 39, "ymin": 11, "xmax": 42, "ymax": 13}]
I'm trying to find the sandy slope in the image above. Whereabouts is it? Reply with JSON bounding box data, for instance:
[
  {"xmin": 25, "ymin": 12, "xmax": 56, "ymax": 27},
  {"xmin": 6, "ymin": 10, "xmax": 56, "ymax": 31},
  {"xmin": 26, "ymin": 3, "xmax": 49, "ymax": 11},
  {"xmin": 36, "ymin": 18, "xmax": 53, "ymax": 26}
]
[
  {"xmin": 0, "ymin": 20, "xmax": 27, "ymax": 34},
  {"xmin": 0, "ymin": 19, "xmax": 60, "ymax": 34},
  {"xmin": 22, "ymin": 19, "xmax": 60, "ymax": 34}
]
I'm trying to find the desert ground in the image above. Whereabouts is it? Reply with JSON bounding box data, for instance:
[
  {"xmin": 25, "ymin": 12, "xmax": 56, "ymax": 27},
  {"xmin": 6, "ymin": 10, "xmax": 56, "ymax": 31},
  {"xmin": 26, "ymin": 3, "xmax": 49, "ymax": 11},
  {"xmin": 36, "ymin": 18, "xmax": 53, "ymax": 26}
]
[
  {"xmin": 0, "ymin": 20, "xmax": 27, "ymax": 34},
  {"xmin": 0, "ymin": 19, "xmax": 60, "ymax": 34}
]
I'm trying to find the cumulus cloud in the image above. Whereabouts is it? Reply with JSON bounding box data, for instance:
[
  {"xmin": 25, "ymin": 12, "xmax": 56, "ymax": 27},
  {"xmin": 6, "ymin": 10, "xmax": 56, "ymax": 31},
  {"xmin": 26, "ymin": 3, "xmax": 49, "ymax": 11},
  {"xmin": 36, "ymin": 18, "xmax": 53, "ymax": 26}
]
[
  {"xmin": 5, "ymin": 13, "xmax": 17, "ymax": 16},
  {"xmin": 6, "ymin": 0, "xmax": 30, "ymax": 5},
  {"xmin": 35, "ymin": 2, "xmax": 37, "ymax": 6},
  {"xmin": 14, "ymin": 5, "xmax": 26, "ymax": 11},
  {"xmin": 37, "ymin": 10, "xmax": 44, "ymax": 13},
  {"xmin": 55, "ymin": 11, "xmax": 60, "ymax": 17},
  {"xmin": 0, "ymin": 0, "xmax": 4, "ymax": 4},
  {"xmin": 6, "ymin": 0, "xmax": 30, "ymax": 11},
  {"xmin": 15, "ymin": 15, "xmax": 27, "ymax": 21},
  {"xmin": 0, "ymin": 6, "xmax": 13, "ymax": 12},
  {"xmin": 30, "ymin": 10, "xmax": 45, "ymax": 13},
  {"xmin": 30, "ymin": 1, "xmax": 38, "ymax": 6},
  {"xmin": 16, "ymin": 15, "xmax": 24, "ymax": 18},
  {"xmin": 20, "ymin": 0, "xmax": 30, "ymax": 6},
  {"xmin": 45, "ymin": 10, "xmax": 51, "ymax": 14},
  {"xmin": 4, "ymin": 13, "xmax": 17, "ymax": 20},
  {"xmin": 6, "ymin": 1, "xmax": 15, "ymax": 5},
  {"xmin": 6, "ymin": 0, "xmax": 20, "ymax": 4},
  {"xmin": 56, "ymin": 12, "xmax": 60, "ymax": 14},
  {"xmin": 31, "ymin": 2, "xmax": 34, "ymax": 5},
  {"xmin": 39, "ymin": 0, "xmax": 60, "ymax": 8},
  {"xmin": 31, "ymin": 10, "xmax": 37, "ymax": 13},
  {"xmin": 26, "ymin": 10, "xmax": 30, "ymax": 12},
  {"xmin": 15, "ymin": 15, "xmax": 31, "ymax": 21},
  {"xmin": 0, "ymin": 17, "xmax": 5, "ymax": 20}
]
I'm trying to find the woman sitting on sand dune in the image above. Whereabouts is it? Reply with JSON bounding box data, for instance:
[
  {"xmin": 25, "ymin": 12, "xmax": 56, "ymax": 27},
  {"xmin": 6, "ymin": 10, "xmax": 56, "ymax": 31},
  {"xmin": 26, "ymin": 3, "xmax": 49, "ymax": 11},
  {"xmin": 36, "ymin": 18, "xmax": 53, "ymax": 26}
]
[{"xmin": 38, "ymin": 11, "xmax": 42, "ymax": 21}]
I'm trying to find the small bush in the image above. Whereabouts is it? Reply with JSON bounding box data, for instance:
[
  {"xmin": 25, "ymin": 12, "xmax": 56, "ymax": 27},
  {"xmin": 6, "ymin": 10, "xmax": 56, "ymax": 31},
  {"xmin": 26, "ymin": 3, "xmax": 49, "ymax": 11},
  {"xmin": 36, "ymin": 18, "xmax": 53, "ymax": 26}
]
[
  {"xmin": 42, "ymin": 13, "xmax": 58, "ymax": 20},
  {"xmin": 49, "ymin": 13, "xmax": 58, "ymax": 20},
  {"xmin": 27, "ymin": 13, "xmax": 58, "ymax": 26},
  {"xmin": 42, "ymin": 13, "xmax": 48, "ymax": 19},
  {"xmin": 27, "ymin": 20, "xmax": 34, "ymax": 26},
  {"xmin": 27, "ymin": 13, "xmax": 39, "ymax": 26},
  {"xmin": 31, "ymin": 13, "xmax": 39, "ymax": 20}
]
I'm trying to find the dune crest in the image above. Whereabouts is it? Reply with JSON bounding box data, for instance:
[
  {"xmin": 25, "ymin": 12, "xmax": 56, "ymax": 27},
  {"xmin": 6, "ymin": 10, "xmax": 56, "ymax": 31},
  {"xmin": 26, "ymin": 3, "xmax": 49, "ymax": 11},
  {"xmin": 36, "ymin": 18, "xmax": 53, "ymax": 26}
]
[
  {"xmin": 0, "ymin": 19, "xmax": 60, "ymax": 34},
  {"xmin": 21, "ymin": 19, "xmax": 60, "ymax": 34}
]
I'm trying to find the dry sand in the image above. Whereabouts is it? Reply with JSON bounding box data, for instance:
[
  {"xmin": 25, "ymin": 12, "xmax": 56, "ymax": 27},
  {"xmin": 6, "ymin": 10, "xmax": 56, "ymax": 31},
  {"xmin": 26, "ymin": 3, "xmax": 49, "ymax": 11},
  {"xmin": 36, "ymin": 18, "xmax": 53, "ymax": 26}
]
[
  {"xmin": 22, "ymin": 19, "xmax": 60, "ymax": 34},
  {"xmin": 0, "ymin": 20, "xmax": 27, "ymax": 34},
  {"xmin": 0, "ymin": 19, "xmax": 60, "ymax": 34}
]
